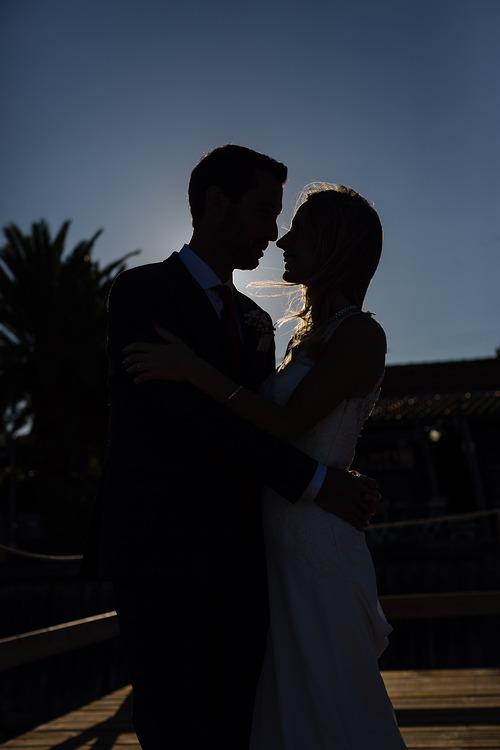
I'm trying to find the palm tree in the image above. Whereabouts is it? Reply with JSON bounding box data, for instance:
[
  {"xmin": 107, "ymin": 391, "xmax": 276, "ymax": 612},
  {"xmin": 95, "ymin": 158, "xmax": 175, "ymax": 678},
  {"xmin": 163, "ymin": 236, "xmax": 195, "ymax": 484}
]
[{"xmin": 0, "ymin": 219, "xmax": 139, "ymax": 551}]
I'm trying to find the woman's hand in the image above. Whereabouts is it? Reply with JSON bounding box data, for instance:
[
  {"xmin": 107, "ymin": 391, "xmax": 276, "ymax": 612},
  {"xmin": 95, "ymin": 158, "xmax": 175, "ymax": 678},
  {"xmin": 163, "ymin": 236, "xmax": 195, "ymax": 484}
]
[{"xmin": 122, "ymin": 324, "xmax": 199, "ymax": 383}]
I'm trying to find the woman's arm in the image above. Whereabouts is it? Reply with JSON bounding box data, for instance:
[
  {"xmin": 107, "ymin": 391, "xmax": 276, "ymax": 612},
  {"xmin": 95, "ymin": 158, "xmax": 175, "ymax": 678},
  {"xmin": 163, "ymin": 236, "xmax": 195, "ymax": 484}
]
[{"xmin": 123, "ymin": 316, "xmax": 386, "ymax": 443}]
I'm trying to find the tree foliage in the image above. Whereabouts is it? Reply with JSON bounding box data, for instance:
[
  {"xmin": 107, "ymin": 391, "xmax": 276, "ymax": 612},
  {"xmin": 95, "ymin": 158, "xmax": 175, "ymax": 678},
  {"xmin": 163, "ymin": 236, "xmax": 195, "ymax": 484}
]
[{"xmin": 0, "ymin": 220, "xmax": 139, "ymax": 551}]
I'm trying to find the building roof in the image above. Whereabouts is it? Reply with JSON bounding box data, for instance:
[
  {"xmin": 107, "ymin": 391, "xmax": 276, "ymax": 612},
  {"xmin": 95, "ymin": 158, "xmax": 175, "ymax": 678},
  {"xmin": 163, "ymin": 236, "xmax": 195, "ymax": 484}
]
[
  {"xmin": 372, "ymin": 357, "xmax": 500, "ymax": 422},
  {"xmin": 381, "ymin": 357, "xmax": 500, "ymax": 396},
  {"xmin": 371, "ymin": 391, "xmax": 500, "ymax": 422}
]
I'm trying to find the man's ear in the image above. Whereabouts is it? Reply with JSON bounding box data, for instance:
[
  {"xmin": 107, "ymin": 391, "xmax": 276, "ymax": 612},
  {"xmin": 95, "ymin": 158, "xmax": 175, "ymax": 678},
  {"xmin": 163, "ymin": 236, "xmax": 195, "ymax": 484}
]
[{"xmin": 205, "ymin": 186, "xmax": 229, "ymax": 219}]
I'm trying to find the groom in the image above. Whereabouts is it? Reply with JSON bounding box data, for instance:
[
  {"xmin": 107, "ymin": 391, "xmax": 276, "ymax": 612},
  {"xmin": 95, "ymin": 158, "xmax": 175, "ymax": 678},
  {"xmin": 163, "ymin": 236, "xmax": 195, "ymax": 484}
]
[{"xmin": 83, "ymin": 145, "xmax": 380, "ymax": 749}]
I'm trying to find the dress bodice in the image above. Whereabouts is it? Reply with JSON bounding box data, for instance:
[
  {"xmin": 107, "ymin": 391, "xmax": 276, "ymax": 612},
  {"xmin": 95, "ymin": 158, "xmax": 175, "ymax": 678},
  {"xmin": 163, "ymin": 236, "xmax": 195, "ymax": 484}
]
[{"xmin": 261, "ymin": 313, "xmax": 382, "ymax": 469}]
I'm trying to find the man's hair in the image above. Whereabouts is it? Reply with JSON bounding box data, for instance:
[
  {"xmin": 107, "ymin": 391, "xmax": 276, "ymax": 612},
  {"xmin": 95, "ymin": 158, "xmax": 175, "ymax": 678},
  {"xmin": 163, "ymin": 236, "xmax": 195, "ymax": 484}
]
[{"xmin": 188, "ymin": 144, "xmax": 287, "ymax": 226}]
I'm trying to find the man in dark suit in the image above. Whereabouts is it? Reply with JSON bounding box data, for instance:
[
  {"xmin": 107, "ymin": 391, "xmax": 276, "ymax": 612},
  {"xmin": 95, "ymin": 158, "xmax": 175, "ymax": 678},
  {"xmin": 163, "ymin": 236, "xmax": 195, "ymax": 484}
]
[{"xmin": 83, "ymin": 145, "xmax": 379, "ymax": 749}]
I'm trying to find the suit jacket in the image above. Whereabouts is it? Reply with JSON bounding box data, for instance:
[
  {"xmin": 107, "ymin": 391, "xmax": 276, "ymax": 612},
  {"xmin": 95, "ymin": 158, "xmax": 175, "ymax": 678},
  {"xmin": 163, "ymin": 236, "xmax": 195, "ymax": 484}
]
[{"xmin": 82, "ymin": 252, "xmax": 318, "ymax": 579}]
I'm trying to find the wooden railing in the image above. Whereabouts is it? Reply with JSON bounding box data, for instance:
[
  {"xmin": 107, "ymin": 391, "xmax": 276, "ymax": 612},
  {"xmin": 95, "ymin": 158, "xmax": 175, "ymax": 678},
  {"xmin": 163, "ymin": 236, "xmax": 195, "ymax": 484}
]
[
  {"xmin": 1, "ymin": 590, "xmax": 499, "ymax": 673},
  {"xmin": 0, "ymin": 611, "xmax": 119, "ymax": 672},
  {"xmin": 378, "ymin": 590, "xmax": 500, "ymax": 619}
]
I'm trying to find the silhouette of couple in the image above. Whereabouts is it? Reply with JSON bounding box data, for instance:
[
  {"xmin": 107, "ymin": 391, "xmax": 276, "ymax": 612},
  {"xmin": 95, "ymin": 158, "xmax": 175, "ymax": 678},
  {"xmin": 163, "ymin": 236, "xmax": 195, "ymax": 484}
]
[{"xmin": 83, "ymin": 145, "xmax": 406, "ymax": 749}]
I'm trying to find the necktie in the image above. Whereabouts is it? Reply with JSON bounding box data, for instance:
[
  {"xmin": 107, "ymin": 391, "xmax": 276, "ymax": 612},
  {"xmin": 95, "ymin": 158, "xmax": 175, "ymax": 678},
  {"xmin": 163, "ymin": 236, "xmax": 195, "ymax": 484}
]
[{"xmin": 214, "ymin": 284, "xmax": 245, "ymax": 378}]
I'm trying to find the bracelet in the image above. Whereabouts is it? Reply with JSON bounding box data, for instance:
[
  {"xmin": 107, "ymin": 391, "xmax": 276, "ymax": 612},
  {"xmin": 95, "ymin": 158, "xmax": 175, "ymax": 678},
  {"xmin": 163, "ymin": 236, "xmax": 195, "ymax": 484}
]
[{"xmin": 223, "ymin": 385, "xmax": 243, "ymax": 405}]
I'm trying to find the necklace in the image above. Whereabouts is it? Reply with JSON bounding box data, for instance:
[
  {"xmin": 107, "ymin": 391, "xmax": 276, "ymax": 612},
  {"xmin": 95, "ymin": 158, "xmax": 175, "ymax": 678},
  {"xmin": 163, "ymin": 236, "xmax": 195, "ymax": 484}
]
[
  {"xmin": 287, "ymin": 304, "xmax": 361, "ymax": 360},
  {"xmin": 328, "ymin": 304, "xmax": 360, "ymax": 323}
]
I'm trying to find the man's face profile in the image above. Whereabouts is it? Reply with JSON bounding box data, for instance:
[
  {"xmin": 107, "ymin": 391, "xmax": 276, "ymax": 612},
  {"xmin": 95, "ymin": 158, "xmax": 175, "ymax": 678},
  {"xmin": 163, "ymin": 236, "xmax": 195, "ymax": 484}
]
[{"xmin": 218, "ymin": 170, "xmax": 283, "ymax": 271}]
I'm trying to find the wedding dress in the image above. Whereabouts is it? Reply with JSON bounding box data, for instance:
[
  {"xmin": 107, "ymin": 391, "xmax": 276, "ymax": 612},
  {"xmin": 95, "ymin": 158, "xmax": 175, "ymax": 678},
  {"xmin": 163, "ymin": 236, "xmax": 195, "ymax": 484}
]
[{"xmin": 250, "ymin": 313, "xmax": 407, "ymax": 750}]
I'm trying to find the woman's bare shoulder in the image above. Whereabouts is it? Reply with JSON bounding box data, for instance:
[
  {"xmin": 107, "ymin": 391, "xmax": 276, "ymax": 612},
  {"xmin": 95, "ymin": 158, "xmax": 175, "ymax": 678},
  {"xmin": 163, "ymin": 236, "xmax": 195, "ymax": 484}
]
[
  {"xmin": 332, "ymin": 312, "xmax": 386, "ymax": 353},
  {"xmin": 321, "ymin": 313, "xmax": 386, "ymax": 397}
]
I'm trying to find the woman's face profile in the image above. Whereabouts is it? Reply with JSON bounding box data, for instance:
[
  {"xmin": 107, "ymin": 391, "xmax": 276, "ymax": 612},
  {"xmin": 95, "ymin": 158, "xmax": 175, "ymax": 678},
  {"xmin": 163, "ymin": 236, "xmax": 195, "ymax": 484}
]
[{"xmin": 277, "ymin": 206, "xmax": 317, "ymax": 284}]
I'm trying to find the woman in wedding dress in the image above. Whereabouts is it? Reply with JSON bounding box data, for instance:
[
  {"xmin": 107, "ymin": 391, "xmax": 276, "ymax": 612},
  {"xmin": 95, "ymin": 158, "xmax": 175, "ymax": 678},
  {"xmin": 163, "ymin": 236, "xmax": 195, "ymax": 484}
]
[{"xmin": 124, "ymin": 183, "xmax": 407, "ymax": 749}]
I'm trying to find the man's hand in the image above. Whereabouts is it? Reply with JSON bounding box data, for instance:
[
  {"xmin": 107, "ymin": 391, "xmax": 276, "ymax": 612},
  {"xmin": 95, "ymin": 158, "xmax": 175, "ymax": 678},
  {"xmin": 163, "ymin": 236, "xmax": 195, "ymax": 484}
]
[
  {"xmin": 314, "ymin": 468, "xmax": 381, "ymax": 531},
  {"xmin": 122, "ymin": 326, "xmax": 198, "ymax": 384}
]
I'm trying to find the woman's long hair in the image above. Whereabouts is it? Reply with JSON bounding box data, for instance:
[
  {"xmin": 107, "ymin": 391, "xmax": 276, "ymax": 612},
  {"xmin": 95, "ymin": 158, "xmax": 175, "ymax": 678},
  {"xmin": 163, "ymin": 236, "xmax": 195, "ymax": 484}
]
[{"xmin": 286, "ymin": 183, "xmax": 383, "ymax": 346}]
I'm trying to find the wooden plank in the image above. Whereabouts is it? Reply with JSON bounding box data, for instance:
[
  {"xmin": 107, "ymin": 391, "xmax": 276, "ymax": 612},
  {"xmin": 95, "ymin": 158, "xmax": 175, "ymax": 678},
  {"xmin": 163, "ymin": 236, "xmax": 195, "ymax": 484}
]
[
  {"xmin": 2, "ymin": 735, "xmax": 139, "ymax": 748},
  {"xmin": 0, "ymin": 687, "xmax": 138, "ymax": 749},
  {"xmin": 380, "ymin": 591, "xmax": 500, "ymax": 619},
  {"xmin": 0, "ymin": 612, "xmax": 119, "ymax": 672},
  {"xmin": 382, "ymin": 669, "xmax": 500, "ymax": 708},
  {"xmin": 1, "ymin": 670, "xmax": 499, "ymax": 749},
  {"xmin": 400, "ymin": 725, "xmax": 500, "ymax": 749}
]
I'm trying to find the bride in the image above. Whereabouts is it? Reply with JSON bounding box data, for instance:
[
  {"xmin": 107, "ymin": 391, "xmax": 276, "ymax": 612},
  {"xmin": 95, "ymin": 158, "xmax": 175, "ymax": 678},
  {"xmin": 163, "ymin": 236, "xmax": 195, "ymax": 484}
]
[{"xmin": 123, "ymin": 183, "xmax": 407, "ymax": 749}]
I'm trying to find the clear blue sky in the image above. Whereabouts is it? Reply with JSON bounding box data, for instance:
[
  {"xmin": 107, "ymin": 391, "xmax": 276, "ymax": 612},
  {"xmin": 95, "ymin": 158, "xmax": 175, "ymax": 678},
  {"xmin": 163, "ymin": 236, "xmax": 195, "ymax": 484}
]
[{"xmin": 1, "ymin": 0, "xmax": 498, "ymax": 364}]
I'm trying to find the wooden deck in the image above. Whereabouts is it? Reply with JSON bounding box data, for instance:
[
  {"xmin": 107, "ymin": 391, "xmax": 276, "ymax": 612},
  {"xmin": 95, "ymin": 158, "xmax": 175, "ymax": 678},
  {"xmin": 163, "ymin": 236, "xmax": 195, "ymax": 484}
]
[{"xmin": 1, "ymin": 668, "xmax": 498, "ymax": 749}]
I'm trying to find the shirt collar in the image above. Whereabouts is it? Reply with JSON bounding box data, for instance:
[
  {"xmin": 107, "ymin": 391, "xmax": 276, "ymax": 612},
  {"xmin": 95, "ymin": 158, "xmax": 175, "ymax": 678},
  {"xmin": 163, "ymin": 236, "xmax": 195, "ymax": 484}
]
[{"xmin": 178, "ymin": 244, "xmax": 233, "ymax": 291}]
